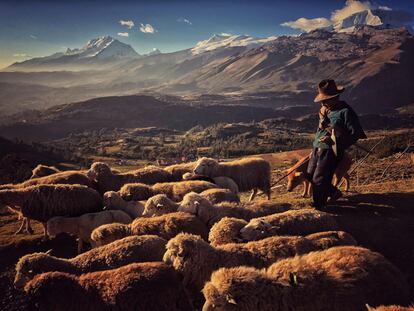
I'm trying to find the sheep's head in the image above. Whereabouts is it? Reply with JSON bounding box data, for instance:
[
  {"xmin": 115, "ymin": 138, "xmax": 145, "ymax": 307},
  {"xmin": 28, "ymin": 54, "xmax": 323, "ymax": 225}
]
[
  {"xmin": 287, "ymin": 171, "xmax": 306, "ymax": 192},
  {"xmin": 239, "ymin": 218, "xmax": 276, "ymax": 241},
  {"xmin": 179, "ymin": 192, "xmax": 212, "ymax": 215},
  {"xmin": 202, "ymin": 267, "xmax": 266, "ymax": 311},
  {"xmin": 305, "ymin": 231, "xmax": 357, "ymax": 249},
  {"xmin": 46, "ymin": 217, "xmax": 65, "ymax": 238},
  {"xmin": 163, "ymin": 233, "xmax": 211, "ymax": 284},
  {"xmin": 103, "ymin": 191, "xmax": 124, "ymax": 210},
  {"xmin": 87, "ymin": 162, "xmax": 111, "ymax": 181},
  {"xmin": 142, "ymin": 194, "xmax": 176, "ymax": 217},
  {"xmin": 14, "ymin": 250, "xmax": 52, "ymax": 289},
  {"xmin": 120, "ymin": 183, "xmax": 151, "ymax": 201},
  {"xmin": 194, "ymin": 157, "xmax": 218, "ymax": 176}
]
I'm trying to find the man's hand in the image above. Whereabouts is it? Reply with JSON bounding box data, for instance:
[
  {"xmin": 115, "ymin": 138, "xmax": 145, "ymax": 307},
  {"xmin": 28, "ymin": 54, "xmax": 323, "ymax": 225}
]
[{"xmin": 319, "ymin": 136, "xmax": 335, "ymax": 145}]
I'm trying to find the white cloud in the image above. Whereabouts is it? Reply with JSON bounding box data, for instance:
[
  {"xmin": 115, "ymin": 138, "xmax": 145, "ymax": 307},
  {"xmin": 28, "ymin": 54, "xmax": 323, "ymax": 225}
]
[
  {"xmin": 281, "ymin": 17, "xmax": 332, "ymax": 32},
  {"xmin": 117, "ymin": 32, "xmax": 129, "ymax": 37},
  {"xmin": 29, "ymin": 34, "xmax": 37, "ymax": 39},
  {"xmin": 378, "ymin": 5, "xmax": 392, "ymax": 11},
  {"xmin": 331, "ymin": 0, "xmax": 371, "ymax": 23},
  {"xmin": 119, "ymin": 20, "xmax": 135, "ymax": 29},
  {"xmin": 177, "ymin": 17, "xmax": 192, "ymax": 25},
  {"xmin": 139, "ymin": 23, "xmax": 156, "ymax": 34},
  {"xmin": 13, "ymin": 53, "xmax": 29, "ymax": 58}
]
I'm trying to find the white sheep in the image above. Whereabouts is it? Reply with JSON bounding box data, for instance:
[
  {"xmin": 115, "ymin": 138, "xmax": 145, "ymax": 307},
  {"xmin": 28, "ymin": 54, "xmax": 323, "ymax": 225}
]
[
  {"xmin": 103, "ymin": 191, "xmax": 144, "ymax": 218},
  {"xmin": 47, "ymin": 210, "xmax": 132, "ymax": 253},
  {"xmin": 182, "ymin": 173, "xmax": 239, "ymax": 194}
]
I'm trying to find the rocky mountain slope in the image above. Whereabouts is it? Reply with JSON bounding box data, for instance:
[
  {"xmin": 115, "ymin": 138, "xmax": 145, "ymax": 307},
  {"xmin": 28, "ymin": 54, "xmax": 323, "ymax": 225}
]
[{"xmin": 1, "ymin": 27, "xmax": 413, "ymax": 116}]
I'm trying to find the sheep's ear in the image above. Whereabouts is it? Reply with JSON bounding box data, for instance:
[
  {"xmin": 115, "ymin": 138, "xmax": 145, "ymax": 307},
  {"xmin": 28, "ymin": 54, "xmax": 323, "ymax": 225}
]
[
  {"xmin": 226, "ymin": 294, "xmax": 237, "ymax": 305},
  {"xmin": 365, "ymin": 304, "xmax": 374, "ymax": 311},
  {"xmin": 44, "ymin": 249, "xmax": 52, "ymax": 255},
  {"xmin": 294, "ymin": 172, "xmax": 302, "ymax": 177}
]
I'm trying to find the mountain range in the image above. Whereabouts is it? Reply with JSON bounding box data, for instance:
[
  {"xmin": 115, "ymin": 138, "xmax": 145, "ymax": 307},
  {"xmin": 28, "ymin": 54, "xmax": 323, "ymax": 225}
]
[{"xmin": 0, "ymin": 15, "xmax": 413, "ymax": 120}]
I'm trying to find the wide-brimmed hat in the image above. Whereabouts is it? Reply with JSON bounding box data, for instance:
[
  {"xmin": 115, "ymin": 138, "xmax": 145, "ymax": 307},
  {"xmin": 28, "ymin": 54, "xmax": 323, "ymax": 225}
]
[{"xmin": 314, "ymin": 79, "xmax": 345, "ymax": 103}]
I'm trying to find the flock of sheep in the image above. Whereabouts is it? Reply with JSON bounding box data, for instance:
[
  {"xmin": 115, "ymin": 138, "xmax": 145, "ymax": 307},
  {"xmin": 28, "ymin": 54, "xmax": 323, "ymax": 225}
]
[{"xmin": 0, "ymin": 156, "xmax": 412, "ymax": 311}]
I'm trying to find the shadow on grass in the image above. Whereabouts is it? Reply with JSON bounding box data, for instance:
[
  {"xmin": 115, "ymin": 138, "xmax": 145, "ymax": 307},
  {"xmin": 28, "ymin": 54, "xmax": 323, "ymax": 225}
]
[{"xmin": 327, "ymin": 192, "xmax": 414, "ymax": 298}]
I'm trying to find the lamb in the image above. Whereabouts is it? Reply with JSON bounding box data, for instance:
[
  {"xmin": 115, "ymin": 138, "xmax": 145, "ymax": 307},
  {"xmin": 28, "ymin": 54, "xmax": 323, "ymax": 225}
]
[
  {"xmin": 25, "ymin": 262, "xmax": 193, "ymax": 311},
  {"xmin": 287, "ymin": 152, "xmax": 352, "ymax": 197},
  {"xmin": 14, "ymin": 235, "xmax": 167, "ymax": 289},
  {"xmin": 0, "ymin": 184, "xmax": 102, "ymax": 238},
  {"xmin": 91, "ymin": 212, "xmax": 209, "ymax": 246},
  {"xmin": 183, "ymin": 173, "xmax": 239, "ymax": 194},
  {"xmin": 119, "ymin": 180, "xmax": 218, "ymax": 201},
  {"xmin": 163, "ymin": 232, "xmax": 356, "ymax": 299},
  {"xmin": 30, "ymin": 164, "xmax": 60, "ymax": 179},
  {"xmin": 103, "ymin": 191, "xmax": 144, "ymax": 218},
  {"xmin": 193, "ymin": 157, "xmax": 271, "ymax": 201},
  {"xmin": 47, "ymin": 210, "xmax": 132, "ymax": 253},
  {"xmin": 86, "ymin": 162, "xmax": 174, "ymax": 194},
  {"xmin": 177, "ymin": 192, "xmax": 290, "ymax": 228},
  {"xmin": 164, "ymin": 161, "xmax": 197, "ymax": 181},
  {"xmin": 202, "ymin": 246, "xmax": 410, "ymax": 311},
  {"xmin": 239, "ymin": 208, "xmax": 340, "ymax": 241}
]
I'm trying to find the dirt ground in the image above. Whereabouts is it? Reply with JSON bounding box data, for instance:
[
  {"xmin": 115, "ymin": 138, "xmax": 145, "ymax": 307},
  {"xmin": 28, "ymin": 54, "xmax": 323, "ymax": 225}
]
[{"xmin": 0, "ymin": 153, "xmax": 413, "ymax": 310}]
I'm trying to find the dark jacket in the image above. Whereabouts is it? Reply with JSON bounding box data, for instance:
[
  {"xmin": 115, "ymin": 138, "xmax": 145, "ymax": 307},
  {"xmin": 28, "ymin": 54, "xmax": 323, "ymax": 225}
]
[{"xmin": 313, "ymin": 101, "xmax": 366, "ymax": 154}]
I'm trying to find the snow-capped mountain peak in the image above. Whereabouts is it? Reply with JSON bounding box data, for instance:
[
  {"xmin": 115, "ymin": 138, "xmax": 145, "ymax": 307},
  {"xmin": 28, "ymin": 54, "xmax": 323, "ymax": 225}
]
[
  {"xmin": 63, "ymin": 36, "xmax": 139, "ymax": 59},
  {"xmin": 192, "ymin": 33, "xmax": 277, "ymax": 54},
  {"xmin": 334, "ymin": 9, "xmax": 414, "ymax": 33}
]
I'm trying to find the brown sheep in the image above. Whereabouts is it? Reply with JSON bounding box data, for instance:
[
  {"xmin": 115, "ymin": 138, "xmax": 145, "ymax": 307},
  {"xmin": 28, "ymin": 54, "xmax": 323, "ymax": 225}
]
[
  {"xmin": 142, "ymin": 191, "xmax": 240, "ymax": 218},
  {"xmin": 86, "ymin": 162, "xmax": 174, "ymax": 194},
  {"xmin": 0, "ymin": 170, "xmax": 97, "ymax": 235},
  {"xmin": 91, "ymin": 212, "xmax": 209, "ymax": 246},
  {"xmin": 193, "ymin": 157, "xmax": 271, "ymax": 201},
  {"xmin": 14, "ymin": 235, "xmax": 167, "ymax": 289},
  {"xmin": 202, "ymin": 246, "xmax": 410, "ymax": 311},
  {"xmin": 199, "ymin": 188, "xmax": 240, "ymax": 204},
  {"xmin": 103, "ymin": 191, "xmax": 144, "ymax": 218},
  {"xmin": 30, "ymin": 164, "xmax": 60, "ymax": 179},
  {"xmin": 366, "ymin": 306, "xmax": 414, "ymax": 311},
  {"xmin": 142, "ymin": 194, "xmax": 180, "ymax": 217},
  {"xmin": 164, "ymin": 231, "xmax": 356, "ymax": 307},
  {"xmin": 209, "ymin": 217, "xmax": 248, "ymax": 246},
  {"xmin": 0, "ymin": 184, "xmax": 102, "ymax": 238},
  {"xmin": 239, "ymin": 208, "xmax": 339, "ymax": 241},
  {"xmin": 119, "ymin": 180, "xmax": 218, "ymax": 201},
  {"xmin": 164, "ymin": 161, "xmax": 197, "ymax": 181},
  {"xmin": 286, "ymin": 152, "xmax": 352, "ymax": 197},
  {"xmin": 25, "ymin": 262, "xmax": 193, "ymax": 311},
  {"xmin": 178, "ymin": 192, "xmax": 290, "ymax": 228}
]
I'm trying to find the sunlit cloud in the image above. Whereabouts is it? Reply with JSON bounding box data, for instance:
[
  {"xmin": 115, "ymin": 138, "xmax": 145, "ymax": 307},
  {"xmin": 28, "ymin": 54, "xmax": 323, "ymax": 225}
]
[
  {"xmin": 13, "ymin": 53, "xmax": 30, "ymax": 58},
  {"xmin": 378, "ymin": 5, "xmax": 392, "ymax": 11},
  {"xmin": 117, "ymin": 32, "xmax": 129, "ymax": 37},
  {"xmin": 119, "ymin": 20, "xmax": 134, "ymax": 29},
  {"xmin": 331, "ymin": 0, "xmax": 371, "ymax": 24},
  {"xmin": 177, "ymin": 17, "xmax": 192, "ymax": 25},
  {"xmin": 139, "ymin": 23, "xmax": 156, "ymax": 34},
  {"xmin": 281, "ymin": 17, "xmax": 332, "ymax": 32},
  {"xmin": 29, "ymin": 34, "xmax": 37, "ymax": 39}
]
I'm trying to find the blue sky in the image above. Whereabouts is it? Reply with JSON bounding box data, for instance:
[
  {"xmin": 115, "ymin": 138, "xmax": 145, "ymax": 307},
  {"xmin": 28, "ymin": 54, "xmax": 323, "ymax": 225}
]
[{"xmin": 0, "ymin": 0, "xmax": 413, "ymax": 68}]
